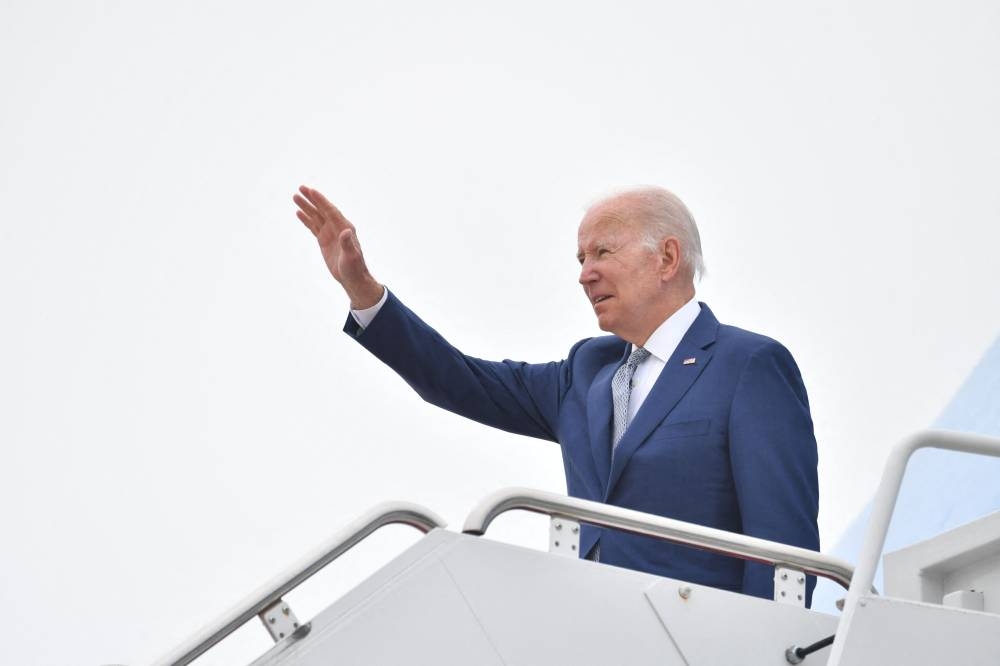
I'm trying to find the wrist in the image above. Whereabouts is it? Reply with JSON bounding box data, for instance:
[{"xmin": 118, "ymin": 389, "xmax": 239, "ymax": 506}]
[{"xmin": 347, "ymin": 277, "xmax": 384, "ymax": 310}]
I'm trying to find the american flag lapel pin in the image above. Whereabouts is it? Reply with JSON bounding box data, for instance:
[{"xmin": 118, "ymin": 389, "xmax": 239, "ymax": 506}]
[{"xmin": 682, "ymin": 357, "xmax": 697, "ymax": 365}]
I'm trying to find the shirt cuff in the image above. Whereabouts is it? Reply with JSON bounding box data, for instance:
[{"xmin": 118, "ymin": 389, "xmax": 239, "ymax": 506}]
[{"xmin": 350, "ymin": 286, "xmax": 388, "ymax": 329}]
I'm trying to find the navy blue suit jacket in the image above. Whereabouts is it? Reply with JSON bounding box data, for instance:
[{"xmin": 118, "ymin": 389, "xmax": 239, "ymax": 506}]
[{"xmin": 345, "ymin": 291, "xmax": 820, "ymax": 603}]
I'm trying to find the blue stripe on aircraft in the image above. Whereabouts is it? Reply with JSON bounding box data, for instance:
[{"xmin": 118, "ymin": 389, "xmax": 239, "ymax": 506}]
[{"xmin": 812, "ymin": 334, "xmax": 1000, "ymax": 613}]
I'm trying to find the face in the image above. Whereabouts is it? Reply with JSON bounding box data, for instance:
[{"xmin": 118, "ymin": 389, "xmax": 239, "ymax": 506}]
[{"xmin": 577, "ymin": 205, "xmax": 665, "ymax": 342}]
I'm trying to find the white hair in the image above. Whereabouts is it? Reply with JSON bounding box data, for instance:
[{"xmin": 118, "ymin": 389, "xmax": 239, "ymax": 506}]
[{"xmin": 587, "ymin": 186, "xmax": 706, "ymax": 281}]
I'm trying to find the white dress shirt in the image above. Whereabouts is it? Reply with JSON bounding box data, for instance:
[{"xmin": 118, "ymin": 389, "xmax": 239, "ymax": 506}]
[
  {"xmin": 626, "ymin": 297, "xmax": 701, "ymax": 422},
  {"xmin": 351, "ymin": 289, "xmax": 701, "ymax": 422},
  {"xmin": 351, "ymin": 286, "xmax": 389, "ymax": 328}
]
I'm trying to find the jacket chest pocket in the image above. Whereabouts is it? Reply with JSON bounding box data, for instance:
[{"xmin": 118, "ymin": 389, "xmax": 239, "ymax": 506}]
[
  {"xmin": 652, "ymin": 418, "xmax": 712, "ymax": 440},
  {"xmin": 635, "ymin": 417, "xmax": 725, "ymax": 475}
]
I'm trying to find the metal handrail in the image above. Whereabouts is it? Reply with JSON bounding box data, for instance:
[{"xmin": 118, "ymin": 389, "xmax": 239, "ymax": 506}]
[
  {"xmin": 463, "ymin": 487, "xmax": 859, "ymax": 591},
  {"xmin": 828, "ymin": 430, "xmax": 1000, "ymax": 666},
  {"xmin": 152, "ymin": 502, "xmax": 446, "ymax": 666}
]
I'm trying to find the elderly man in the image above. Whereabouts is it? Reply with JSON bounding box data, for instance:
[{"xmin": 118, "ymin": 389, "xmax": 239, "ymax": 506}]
[{"xmin": 293, "ymin": 185, "xmax": 820, "ymax": 604}]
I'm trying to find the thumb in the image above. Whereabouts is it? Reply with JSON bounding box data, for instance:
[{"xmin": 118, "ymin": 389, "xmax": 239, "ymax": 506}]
[
  {"xmin": 339, "ymin": 228, "xmax": 361, "ymax": 257},
  {"xmin": 336, "ymin": 227, "xmax": 380, "ymax": 303},
  {"xmin": 338, "ymin": 228, "xmax": 369, "ymax": 278}
]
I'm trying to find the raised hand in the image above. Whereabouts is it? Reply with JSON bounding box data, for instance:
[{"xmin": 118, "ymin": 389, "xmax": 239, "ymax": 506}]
[{"xmin": 294, "ymin": 185, "xmax": 384, "ymax": 309}]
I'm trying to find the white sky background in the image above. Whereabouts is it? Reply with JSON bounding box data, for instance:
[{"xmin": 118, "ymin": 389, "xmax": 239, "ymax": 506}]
[{"xmin": 2, "ymin": 1, "xmax": 999, "ymax": 663}]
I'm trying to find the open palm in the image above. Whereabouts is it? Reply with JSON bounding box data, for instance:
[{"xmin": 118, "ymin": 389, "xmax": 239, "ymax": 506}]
[{"xmin": 293, "ymin": 185, "xmax": 383, "ymax": 308}]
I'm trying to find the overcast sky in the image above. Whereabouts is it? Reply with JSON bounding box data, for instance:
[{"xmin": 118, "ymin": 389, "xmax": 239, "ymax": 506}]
[{"xmin": 2, "ymin": 2, "xmax": 999, "ymax": 664}]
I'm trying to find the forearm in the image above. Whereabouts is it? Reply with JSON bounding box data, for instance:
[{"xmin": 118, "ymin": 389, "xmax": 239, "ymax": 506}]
[{"xmin": 344, "ymin": 290, "xmax": 561, "ymax": 441}]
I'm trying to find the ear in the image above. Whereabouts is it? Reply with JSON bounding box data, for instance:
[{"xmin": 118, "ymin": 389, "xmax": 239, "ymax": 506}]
[{"xmin": 658, "ymin": 236, "xmax": 683, "ymax": 282}]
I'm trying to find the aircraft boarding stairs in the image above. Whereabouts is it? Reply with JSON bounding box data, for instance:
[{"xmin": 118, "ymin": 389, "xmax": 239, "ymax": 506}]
[{"xmin": 146, "ymin": 431, "xmax": 1000, "ymax": 665}]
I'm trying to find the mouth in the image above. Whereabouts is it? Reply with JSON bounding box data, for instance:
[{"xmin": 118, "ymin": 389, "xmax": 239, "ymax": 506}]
[{"xmin": 591, "ymin": 295, "xmax": 613, "ymax": 306}]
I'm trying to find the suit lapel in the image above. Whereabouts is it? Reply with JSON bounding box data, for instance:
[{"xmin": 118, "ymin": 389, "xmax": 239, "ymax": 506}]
[
  {"xmin": 604, "ymin": 304, "xmax": 720, "ymax": 499},
  {"xmin": 587, "ymin": 345, "xmax": 630, "ymax": 494}
]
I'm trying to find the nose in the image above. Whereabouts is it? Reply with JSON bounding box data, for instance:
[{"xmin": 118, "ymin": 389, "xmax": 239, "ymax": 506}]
[{"xmin": 578, "ymin": 257, "xmax": 598, "ymax": 286}]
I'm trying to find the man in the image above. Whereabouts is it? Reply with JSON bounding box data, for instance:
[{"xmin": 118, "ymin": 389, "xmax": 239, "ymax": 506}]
[{"xmin": 293, "ymin": 184, "xmax": 820, "ymax": 604}]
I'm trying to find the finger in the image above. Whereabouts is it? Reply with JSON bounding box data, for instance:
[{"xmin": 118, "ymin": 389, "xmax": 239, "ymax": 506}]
[
  {"xmin": 293, "ymin": 192, "xmax": 320, "ymax": 219},
  {"xmin": 296, "ymin": 209, "xmax": 320, "ymax": 237},
  {"xmin": 299, "ymin": 185, "xmax": 338, "ymax": 214},
  {"xmin": 300, "ymin": 186, "xmax": 354, "ymax": 231},
  {"xmin": 293, "ymin": 194, "xmax": 321, "ymax": 225},
  {"xmin": 293, "ymin": 196, "xmax": 323, "ymax": 234}
]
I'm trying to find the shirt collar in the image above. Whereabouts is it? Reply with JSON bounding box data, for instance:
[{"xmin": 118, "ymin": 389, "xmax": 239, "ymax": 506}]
[{"xmin": 633, "ymin": 297, "xmax": 701, "ymax": 362}]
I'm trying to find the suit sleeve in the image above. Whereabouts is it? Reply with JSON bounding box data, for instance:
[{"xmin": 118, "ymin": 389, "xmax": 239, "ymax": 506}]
[
  {"xmin": 728, "ymin": 340, "xmax": 820, "ymax": 604},
  {"xmin": 344, "ymin": 290, "xmax": 567, "ymax": 442}
]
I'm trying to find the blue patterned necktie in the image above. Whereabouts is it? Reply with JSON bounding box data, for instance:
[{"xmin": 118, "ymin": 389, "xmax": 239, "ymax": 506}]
[{"xmin": 611, "ymin": 346, "xmax": 651, "ymax": 452}]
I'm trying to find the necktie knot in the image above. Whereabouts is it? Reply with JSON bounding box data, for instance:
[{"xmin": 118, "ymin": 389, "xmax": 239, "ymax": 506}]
[{"xmin": 626, "ymin": 346, "xmax": 651, "ymax": 369}]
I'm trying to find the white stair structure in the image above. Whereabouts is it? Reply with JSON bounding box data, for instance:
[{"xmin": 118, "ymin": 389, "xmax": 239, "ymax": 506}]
[{"xmin": 145, "ymin": 431, "xmax": 1000, "ymax": 665}]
